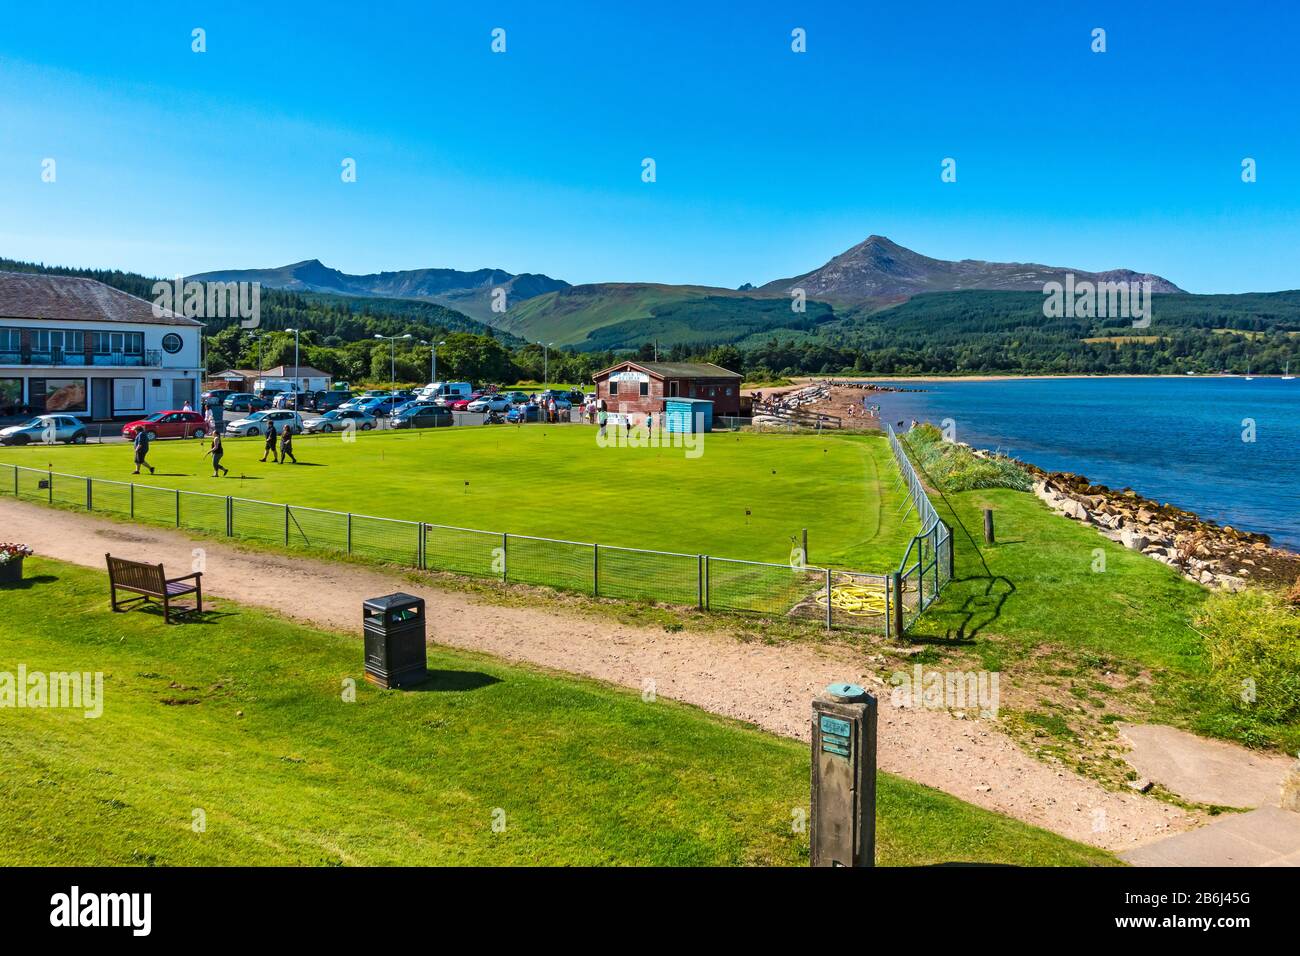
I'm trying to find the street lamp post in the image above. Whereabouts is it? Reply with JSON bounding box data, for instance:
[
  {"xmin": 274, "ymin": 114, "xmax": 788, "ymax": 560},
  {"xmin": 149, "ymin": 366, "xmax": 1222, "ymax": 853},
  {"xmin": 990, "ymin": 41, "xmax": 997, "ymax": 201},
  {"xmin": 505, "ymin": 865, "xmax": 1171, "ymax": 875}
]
[
  {"xmin": 285, "ymin": 327, "xmax": 300, "ymax": 410},
  {"xmin": 420, "ymin": 339, "xmax": 446, "ymax": 384},
  {"xmin": 374, "ymin": 333, "xmax": 412, "ymax": 411}
]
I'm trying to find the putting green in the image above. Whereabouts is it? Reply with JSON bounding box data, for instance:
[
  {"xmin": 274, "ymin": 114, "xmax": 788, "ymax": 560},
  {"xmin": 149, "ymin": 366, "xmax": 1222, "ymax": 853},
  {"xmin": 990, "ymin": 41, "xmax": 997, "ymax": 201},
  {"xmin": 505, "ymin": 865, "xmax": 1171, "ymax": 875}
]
[{"xmin": 0, "ymin": 425, "xmax": 914, "ymax": 571}]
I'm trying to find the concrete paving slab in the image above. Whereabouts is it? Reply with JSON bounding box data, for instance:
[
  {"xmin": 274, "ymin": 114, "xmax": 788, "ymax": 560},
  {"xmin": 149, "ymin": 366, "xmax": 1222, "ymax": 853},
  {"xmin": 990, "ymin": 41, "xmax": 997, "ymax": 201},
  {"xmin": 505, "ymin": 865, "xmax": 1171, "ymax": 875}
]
[
  {"xmin": 1119, "ymin": 723, "xmax": 1291, "ymax": 808},
  {"xmin": 1122, "ymin": 806, "xmax": 1300, "ymax": 867}
]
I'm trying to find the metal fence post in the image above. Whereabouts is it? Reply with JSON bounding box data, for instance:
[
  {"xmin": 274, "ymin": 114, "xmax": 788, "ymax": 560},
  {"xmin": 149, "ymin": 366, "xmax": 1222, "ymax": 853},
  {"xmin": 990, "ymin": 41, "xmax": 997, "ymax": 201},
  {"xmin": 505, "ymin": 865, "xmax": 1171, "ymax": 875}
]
[
  {"xmin": 86, "ymin": 477, "xmax": 92, "ymax": 511},
  {"xmin": 12, "ymin": 466, "xmax": 17, "ymax": 496},
  {"xmin": 892, "ymin": 571, "xmax": 904, "ymax": 639},
  {"xmin": 704, "ymin": 556, "xmax": 710, "ymax": 610},
  {"xmin": 284, "ymin": 504, "xmax": 290, "ymax": 545},
  {"xmin": 824, "ymin": 567, "xmax": 833, "ymax": 630},
  {"xmin": 47, "ymin": 470, "xmax": 53, "ymax": 504},
  {"xmin": 501, "ymin": 532, "xmax": 508, "ymax": 582},
  {"xmin": 418, "ymin": 523, "xmax": 426, "ymax": 570},
  {"xmin": 130, "ymin": 483, "xmax": 135, "ymax": 518},
  {"xmin": 697, "ymin": 554, "xmax": 703, "ymax": 609},
  {"xmin": 593, "ymin": 543, "xmax": 599, "ymax": 596},
  {"xmin": 226, "ymin": 496, "xmax": 233, "ymax": 537},
  {"xmin": 346, "ymin": 513, "xmax": 352, "ymax": 553},
  {"xmin": 884, "ymin": 574, "xmax": 892, "ymax": 641},
  {"xmin": 175, "ymin": 489, "xmax": 181, "ymax": 527}
]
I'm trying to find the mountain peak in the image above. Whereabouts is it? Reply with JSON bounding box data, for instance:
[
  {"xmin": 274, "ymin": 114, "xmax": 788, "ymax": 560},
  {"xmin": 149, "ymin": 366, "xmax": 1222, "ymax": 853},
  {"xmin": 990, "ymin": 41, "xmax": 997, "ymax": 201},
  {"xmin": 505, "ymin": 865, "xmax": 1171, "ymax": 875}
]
[{"xmin": 761, "ymin": 236, "xmax": 1183, "ymax": 300}]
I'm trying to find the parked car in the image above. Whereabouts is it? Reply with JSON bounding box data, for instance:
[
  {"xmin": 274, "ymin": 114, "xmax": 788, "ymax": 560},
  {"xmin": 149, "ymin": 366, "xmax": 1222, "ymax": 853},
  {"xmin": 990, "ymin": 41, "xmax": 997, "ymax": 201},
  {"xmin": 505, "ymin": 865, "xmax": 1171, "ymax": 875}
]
[
  {"xmin": 224, "ymin": 392, "xmax": 268, "ymax": 413},
  {"xmin": 201, "ymin": 389, "xmax": 235, "ymax": 408},
  {"xmin": 224, "ymin": 410, "xmax": 304, "ymax": 437},
  {"xmin": 302, "ymin": 409, "xmax": 377, "ymax": 433},
  {"xmin": 503, "ymin": 391, "xmax": 531, "ymax": 405},
  {"xmin": 506, "ymin": 404, "xmax": 539, "ymax": 423},
  {"xmin": 466, "ymin": 395, "xmax": 512, "ymax": 413},
  {"xmin": 121, "ymin": 410, "xmax": 208, "ymax": 440},
  {"xmin": 391, "ymin": 398, "xmax": 441, "ymax": 417},
  {"xmin": 0, "ymin": 414, "xmax": 87, "ymax": 445},
  {"xmin": 447, "ymin": 393, "xmax": 483, "ymax": 410},
  {"xmin": 311, "ymin": 390, "xmax": 352, "ymax": 412},
  {"xmin": 391, "ymin": 406, "xmax": 453, "ymax": 429},
  {"xmin": 359, "ymin": 395, "xmax": 407, "ymax": 417}
]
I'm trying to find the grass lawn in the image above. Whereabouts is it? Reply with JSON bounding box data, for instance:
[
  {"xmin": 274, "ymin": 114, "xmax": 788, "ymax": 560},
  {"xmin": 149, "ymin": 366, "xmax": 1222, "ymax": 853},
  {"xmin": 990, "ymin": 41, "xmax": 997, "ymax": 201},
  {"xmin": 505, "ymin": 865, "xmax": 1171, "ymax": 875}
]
[
  {"xmin": 0, "ymin": 558, "xmax": 1116, "ymax": 866},
  {"xmin": 0, "ymin": 426, "xmax": 913, "ymax": 572}
]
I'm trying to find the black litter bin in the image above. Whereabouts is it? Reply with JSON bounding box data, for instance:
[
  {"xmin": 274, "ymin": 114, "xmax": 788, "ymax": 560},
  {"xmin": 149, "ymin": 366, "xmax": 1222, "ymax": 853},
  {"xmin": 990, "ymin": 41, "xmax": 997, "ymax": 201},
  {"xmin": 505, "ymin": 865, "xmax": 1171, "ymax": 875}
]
[{"xmin": 362, "ymin": 592, "xmax": 428, "ymax": 688}]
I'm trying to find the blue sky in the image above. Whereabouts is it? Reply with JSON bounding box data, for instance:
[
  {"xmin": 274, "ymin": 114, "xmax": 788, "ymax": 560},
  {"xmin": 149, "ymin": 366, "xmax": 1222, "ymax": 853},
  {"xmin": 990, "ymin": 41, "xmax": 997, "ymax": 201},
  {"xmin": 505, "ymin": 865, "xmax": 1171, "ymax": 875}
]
[{"xmin": 1, "ymin": 0, "xmax": 1296, "ymax": 292}]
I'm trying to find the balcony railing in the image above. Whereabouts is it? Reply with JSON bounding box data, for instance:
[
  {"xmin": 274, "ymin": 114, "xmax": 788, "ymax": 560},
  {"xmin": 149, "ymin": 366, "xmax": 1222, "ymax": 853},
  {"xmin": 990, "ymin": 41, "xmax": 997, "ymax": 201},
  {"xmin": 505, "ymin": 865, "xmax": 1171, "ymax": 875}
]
[{"xmin": 0, "ymin": 349, "xmax": 164, "ymax": 368}]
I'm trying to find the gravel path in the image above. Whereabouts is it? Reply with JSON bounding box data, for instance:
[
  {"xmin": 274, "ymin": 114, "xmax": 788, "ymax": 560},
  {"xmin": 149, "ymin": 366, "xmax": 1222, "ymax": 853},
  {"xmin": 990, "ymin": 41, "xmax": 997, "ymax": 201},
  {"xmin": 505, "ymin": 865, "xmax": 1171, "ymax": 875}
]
[{"xmin": 0, "ymin": 496, "xmax": 1198, "ymax": 851}]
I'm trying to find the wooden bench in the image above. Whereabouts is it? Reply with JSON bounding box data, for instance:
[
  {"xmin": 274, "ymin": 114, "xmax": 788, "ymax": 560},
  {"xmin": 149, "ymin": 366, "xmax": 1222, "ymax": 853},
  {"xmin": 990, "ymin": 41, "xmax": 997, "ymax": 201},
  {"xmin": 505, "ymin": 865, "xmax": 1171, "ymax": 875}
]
[{"xmin": 106, "ymin": 553, "xmax": 203, "ymax": 624}]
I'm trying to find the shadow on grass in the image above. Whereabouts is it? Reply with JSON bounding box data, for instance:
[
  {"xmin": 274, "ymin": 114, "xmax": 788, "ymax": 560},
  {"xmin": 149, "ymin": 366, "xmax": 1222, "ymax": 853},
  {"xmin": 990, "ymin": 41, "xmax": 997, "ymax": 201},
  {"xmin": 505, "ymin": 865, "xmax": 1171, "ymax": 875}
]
[
  {"xmin": 0, "ymin": 573, "xmax": 59, "ymax": 591},
  {"xmin": 408, "ymin": 670, "xmax": 501, "ymax": 693},
  {"xmin": 908, "ymin": 574, "xmax": 1016, "ymax": 644}
]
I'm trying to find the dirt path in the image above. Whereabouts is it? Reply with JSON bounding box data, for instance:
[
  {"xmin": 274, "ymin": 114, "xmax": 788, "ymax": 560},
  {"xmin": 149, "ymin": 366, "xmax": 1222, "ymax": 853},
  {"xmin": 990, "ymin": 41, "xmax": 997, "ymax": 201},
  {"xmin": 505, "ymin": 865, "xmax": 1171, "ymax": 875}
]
[{"xmin": 0, "ymin": 496, "xmax": 1197, "ymax": 851}]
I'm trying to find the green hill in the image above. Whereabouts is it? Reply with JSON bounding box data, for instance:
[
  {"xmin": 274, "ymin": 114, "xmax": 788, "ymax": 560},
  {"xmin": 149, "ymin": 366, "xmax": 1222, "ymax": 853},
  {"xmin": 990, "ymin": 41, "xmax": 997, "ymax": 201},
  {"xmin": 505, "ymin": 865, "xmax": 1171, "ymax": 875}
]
[{"xmin": 497, "ymin": 282, "xmax": 836, "ymax": 350}]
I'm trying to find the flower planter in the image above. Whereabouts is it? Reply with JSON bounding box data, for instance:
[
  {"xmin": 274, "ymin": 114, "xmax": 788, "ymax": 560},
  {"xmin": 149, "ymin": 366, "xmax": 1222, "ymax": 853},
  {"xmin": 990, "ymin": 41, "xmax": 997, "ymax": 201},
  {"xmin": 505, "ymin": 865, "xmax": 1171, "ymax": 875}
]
[{"xmin": 0, "ymin": 558, "xmax": 23, "ymax": 584}]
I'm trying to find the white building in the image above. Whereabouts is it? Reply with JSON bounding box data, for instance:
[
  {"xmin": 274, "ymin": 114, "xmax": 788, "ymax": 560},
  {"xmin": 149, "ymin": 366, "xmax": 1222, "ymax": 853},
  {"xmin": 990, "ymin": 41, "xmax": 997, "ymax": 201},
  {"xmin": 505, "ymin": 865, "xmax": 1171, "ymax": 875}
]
[{"xmin": 0, "ymin": 271, "xmax": 204, "ymax": 419}]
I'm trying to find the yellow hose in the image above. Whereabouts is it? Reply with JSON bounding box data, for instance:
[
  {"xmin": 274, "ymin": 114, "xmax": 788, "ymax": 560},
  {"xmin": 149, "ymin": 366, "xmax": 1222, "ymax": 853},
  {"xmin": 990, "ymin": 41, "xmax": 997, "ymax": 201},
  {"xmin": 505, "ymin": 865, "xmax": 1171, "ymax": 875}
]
[{"xmin": 815, "ymin": 582, "xmax": 890, "ymax": 616}]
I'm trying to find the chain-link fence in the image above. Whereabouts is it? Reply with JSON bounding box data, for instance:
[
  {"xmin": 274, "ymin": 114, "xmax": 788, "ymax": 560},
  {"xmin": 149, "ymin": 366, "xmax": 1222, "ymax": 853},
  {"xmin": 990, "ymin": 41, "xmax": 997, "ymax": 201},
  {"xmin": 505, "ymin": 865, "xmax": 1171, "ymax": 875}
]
[
  {"xmin": 886, "ymin": 425, "xmax": 954, "ymax": 631},
  {"xmin": 0, "ymin": 457, "xmax": 938, "ymax": 636}
]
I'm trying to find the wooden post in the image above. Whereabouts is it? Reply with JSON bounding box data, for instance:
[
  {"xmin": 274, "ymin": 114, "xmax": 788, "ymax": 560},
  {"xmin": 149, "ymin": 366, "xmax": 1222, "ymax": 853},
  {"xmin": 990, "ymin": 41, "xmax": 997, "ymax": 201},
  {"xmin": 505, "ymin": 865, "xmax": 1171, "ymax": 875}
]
[{"xmin": 983, "ymin": 508, "xmax": 995, "ymax": 544}]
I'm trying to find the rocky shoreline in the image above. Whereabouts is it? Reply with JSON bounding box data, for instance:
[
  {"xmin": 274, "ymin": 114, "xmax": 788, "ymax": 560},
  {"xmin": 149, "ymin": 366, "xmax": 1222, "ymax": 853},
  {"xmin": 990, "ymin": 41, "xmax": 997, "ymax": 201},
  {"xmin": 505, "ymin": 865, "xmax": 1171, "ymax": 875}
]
[
  {"xmin": 959, "ymin": 445, "xmax": 1300, "ymax": 590},
  {"xmin": 1026, "ymin": 466, "xmax": 1300, "ymax": 591}
]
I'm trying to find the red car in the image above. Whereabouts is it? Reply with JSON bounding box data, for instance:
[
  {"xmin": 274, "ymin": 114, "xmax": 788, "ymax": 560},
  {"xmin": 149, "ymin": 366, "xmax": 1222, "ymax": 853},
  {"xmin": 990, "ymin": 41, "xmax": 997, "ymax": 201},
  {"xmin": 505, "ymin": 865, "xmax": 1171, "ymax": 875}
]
[
  {"xmin": 448, "ymin": 393, "xmax": 483, "ymax": 410},
  {"xmin": 121, "ymin": 410, "xmax": 209, "ymax": 440}
]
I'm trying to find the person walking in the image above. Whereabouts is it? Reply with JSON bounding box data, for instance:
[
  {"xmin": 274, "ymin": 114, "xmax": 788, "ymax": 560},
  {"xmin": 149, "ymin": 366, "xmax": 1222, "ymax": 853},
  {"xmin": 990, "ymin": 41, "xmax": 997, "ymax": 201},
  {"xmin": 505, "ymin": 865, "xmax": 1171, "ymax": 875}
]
[
  {"xmin": 131, "ymin": 428, "xmax": 155, "ymax": 475},
  {"xmin": 182, "ymin": 398, "xmax": 193, "ymax": 412},
  {"xmin": 597, "ymin": 406, "xmax": 608, "ymax": 438},
  {"xmin": 278, "ymin": 424, "xmax": 297, "ymax": 464},
  {"xmin": 205, "ymin": 433, "xmax": 229, "ymax": 477},
  {"xmin": 260, "ymin": 425, "xmax": 278, "ymax": 463}
]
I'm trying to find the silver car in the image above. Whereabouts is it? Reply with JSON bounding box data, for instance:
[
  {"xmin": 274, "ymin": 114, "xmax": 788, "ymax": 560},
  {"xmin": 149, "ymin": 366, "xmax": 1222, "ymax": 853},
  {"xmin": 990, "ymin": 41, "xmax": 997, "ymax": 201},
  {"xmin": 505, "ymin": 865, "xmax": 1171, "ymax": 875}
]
[
  {"xmin": 224, "ymin": 410, "xmax": 304, "ymax": 437},
  {"xmin": 302, "ymin": 409, "xmax": 377, "ymax": 433},
  {"xmin": 0, "ymin": 414, "xmax": 87, "ymax": 445}
]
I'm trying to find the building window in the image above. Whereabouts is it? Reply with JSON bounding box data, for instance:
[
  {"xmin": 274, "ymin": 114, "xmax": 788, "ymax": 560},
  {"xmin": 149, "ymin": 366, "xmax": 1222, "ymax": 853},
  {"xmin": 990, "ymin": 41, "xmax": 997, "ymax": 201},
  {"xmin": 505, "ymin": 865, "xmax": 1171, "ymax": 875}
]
[
  {"xmin": 28, "ymin": 378, "xmax": 87, "ymax": 413},
  {"xmin": 609, "ymin": 381, "xmax": 618, "ymax": 395},
  {"xmin": 0, "ymin": 328, "xmax": 19, "ymax": 353},
  {"xmin": 639, "ymin": 381, "xmax": 648, "ymax": 396},
  {"xmin": 92, "ymin": 331, "xmax": 143, "ymax": 354},
  {"xmin": 725, "ymin": 387, "xmax": 733, "ymax": 395},
  {"xmin": 162, "ymin": 333, "xmax": 183, "ymax": 354},
  {"xmin": 0, "ymin": 378, "xmax": 21, "ymax": 414}
]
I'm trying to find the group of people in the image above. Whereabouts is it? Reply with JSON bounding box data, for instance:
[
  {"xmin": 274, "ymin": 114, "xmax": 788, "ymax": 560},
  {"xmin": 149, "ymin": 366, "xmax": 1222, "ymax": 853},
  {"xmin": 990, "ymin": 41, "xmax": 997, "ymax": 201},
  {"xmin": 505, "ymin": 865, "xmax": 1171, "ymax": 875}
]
[{"xmin": 130, "ymin": 423, "xmax": 298, "ymax": 478}]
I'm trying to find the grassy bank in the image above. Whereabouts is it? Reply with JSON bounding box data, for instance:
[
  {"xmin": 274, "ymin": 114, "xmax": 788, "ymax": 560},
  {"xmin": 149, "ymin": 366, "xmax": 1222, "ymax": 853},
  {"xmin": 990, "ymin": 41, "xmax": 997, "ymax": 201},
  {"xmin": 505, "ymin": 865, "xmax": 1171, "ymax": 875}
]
[
  {"xmin": 899, "ymin": 434, "xmax": 1300, "ymax": 781},
  {"xmin": 0, "ymin": 558, "xmax": 1115, "ymax": 866}
]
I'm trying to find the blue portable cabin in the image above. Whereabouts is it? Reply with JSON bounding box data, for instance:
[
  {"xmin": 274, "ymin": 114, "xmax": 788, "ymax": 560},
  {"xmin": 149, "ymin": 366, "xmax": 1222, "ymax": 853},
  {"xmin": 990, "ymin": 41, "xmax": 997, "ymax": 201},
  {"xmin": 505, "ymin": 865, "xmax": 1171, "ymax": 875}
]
[{"xmin": 663, "ymin": 397, "xmax": 713, "ymax": 433}]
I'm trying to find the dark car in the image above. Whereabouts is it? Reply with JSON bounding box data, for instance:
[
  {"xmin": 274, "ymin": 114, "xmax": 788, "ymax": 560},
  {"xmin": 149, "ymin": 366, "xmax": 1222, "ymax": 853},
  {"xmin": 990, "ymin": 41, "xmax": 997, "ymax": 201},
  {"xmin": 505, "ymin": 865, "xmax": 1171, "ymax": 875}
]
[
  {"xmin": 223, "ymin": 392, "xmax": 268, "ymax": 413},
  {"xmin": 506, "ymin": 404, "xmax": 539, "ymax": 423},
  {"xmin": 311, "ymin": 390, "xmax": 351, "ymax": 412},
  {"xmin": 201, "ymin": 389, "xmax": 235, "ymax": 408},
  {"xmin": 391, "ymin": 406, "xmax": 453, "ymax": 429}
]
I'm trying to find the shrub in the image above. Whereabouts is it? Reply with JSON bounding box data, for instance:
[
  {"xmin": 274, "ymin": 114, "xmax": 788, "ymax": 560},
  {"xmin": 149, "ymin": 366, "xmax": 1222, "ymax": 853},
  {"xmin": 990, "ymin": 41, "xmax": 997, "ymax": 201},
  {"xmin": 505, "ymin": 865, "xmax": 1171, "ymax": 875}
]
[
  {"xmin": 1195, "ymin": 590, "xmax": 1300, "ymax": 727},
  {"xmin": 903, "ymin": 424, "xmax": 1032, "ymax": 493}
]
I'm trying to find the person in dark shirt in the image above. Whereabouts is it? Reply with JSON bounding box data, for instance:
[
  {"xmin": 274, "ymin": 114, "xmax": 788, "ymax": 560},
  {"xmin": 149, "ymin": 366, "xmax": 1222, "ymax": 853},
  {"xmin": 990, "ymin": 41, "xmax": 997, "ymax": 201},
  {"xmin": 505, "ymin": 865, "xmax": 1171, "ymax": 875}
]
[
  {"xmin": 279, "ymin": 424, "xmax": 297, "ymax": 464},
  {"xmin": 260, "ymin": 425, "xmax": 278, "ymax": 463}
]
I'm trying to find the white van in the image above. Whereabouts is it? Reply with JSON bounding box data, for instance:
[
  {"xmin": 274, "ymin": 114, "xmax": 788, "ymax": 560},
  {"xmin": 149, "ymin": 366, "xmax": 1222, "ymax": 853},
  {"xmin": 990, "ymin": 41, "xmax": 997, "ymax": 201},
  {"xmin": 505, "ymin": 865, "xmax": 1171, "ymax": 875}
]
[{"xmin": 418, "ymin": 381, "xmax": 474, "ymax": 405}]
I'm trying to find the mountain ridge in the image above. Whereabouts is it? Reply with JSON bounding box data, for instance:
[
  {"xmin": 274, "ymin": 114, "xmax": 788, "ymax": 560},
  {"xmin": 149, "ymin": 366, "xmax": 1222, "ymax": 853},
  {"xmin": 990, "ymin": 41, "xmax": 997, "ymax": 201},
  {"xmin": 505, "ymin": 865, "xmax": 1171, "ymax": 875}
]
[{"xmin": 188, "ymin": 259, "xmax": 570, "ymax": 323}]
